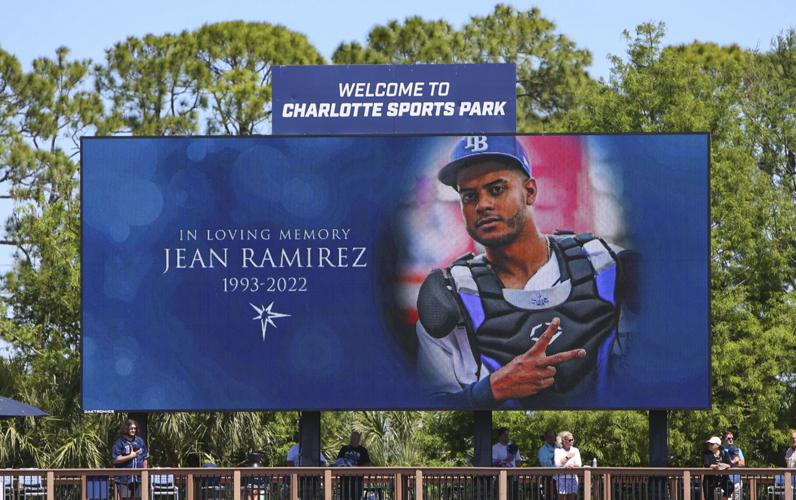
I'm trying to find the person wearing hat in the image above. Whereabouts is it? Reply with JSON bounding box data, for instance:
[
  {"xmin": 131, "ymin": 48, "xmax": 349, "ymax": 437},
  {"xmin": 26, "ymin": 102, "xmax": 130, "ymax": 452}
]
[
  {"xmin": 702, "ymin": 436, "xmax": 733, "ymax": 500},
  {"xmin": 415, "ymin": 135, "xmax": 636, "ymax": 407}
]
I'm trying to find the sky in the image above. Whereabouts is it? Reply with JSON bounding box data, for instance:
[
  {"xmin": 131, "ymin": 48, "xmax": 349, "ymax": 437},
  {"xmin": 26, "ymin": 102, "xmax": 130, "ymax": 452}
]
[{"xmin": 0, "ymin": 0, "xmax": 791, "ymax": 80}]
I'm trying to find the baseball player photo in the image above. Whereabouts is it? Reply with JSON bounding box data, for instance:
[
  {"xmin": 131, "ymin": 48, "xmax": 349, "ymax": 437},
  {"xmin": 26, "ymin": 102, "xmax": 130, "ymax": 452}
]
[{"xmin": 414, "ymin": 135, "xmax": 639, "ymax": 409}]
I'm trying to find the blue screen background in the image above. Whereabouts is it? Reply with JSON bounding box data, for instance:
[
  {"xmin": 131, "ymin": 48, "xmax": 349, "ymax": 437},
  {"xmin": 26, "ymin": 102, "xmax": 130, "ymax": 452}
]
[{"xmin": 81, "ymin": 134, "xmax": 709, "ymax": 411}]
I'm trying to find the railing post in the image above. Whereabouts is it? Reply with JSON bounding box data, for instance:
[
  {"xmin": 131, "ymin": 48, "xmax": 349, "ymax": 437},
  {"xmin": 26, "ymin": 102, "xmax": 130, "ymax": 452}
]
[
  {"xmin": 141, "ymin": 470, "xmax": 149, "ymax": 500},
  {"xmin": 394, "ymin": 472, "xmax": 403, "ymax": 500},
  {"xmin": 233, "ymin": 470, "xmax": 241, "ymax": 500},
  {"xmin": 683, "ymin": 470, "xmax": 691, "ymax": 500},
  {"xmin": 80, "ymin": 474, "xmax": 87, "ymax": 500},
  {"xmin": 291, "ymin": 473, "xmax": 299, "ymax": 500},
  {"xmin": 785, "ymin": 471, "xmax": 793, "ymax": 500},
  {"xmin": 324, "ymin": 469, "xmax": 333, "ymax": 500},
  {"xmin": 186, "ymin": 473, "xmax": 194, "ymax": 500},
  {"xmin": 749, "ymin": 477, "xmax": 757, "ymax": 500},
  {"xmin": 415, "ymin": 470, "xmax": 423, "ymax": 500},
  {"xmin": 603, "ymin": 472, "xmax": 611, "ymax": 499},
  {"xmin": 584, "ymin": 469, "xmax": 591, "ymax": 500},
  {"xmin": 499, "ymin": 470, "xmax": 507, "ymax": 500},
  {"xmin": 46, "ymin": 471, "xmax": 54, "ymax": 500}
]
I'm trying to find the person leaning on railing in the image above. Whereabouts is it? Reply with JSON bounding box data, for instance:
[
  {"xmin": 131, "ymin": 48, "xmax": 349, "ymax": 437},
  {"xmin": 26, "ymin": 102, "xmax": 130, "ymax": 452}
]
[
  {"xmin": 702, "ymin": 436, "xmax": 732, "ymax": 500},
  {"xmin": 554, "ymin": 431, "xmax": 581, "ymax": 500},
  {"xmin": 721, "ymin": 431, "xmax": 744, "ymax": 500}
]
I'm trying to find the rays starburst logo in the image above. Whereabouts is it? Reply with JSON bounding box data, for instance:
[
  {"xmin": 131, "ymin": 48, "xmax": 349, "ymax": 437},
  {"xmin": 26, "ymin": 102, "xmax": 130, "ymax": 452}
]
[{"xmin": 250, "ymin": 302, "xmax": 291, "ymax": 340}]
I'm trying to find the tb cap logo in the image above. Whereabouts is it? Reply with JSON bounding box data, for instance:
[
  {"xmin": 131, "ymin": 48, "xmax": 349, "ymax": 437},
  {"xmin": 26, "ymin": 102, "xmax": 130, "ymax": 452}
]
[{"xmin": 464, "ymin": 136, "xmax": 489, "ymax": 153}]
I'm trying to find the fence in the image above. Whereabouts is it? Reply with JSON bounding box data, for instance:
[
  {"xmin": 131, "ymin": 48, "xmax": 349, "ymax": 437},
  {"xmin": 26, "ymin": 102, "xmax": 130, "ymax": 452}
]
[{"xmin": 0, "ymin": 467, "xmax": 793, "ymax": 500}]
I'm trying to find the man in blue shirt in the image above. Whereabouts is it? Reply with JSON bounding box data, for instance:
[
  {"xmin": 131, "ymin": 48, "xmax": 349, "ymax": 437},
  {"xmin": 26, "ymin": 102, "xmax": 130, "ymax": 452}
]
[
  {"xmin": 538, "ymin": 430, "xmax": 557, "ymax": 467},
  {"xmin": 722, "ymin": 430, "xmax": 745, "ymax": 500},
  {"xmin": 112, "ymin": 419, "xmax": 149, "ymax": 499},
  {"xmin": 537, "ymin": 430, "xmax": 558, "ymax": 498}
]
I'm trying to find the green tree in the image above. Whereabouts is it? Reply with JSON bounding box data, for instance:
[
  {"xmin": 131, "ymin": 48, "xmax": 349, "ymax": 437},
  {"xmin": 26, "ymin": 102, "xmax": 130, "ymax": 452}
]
[
  {"xmin": 332, "ymin": 17, "xmax": 465, "ymax": 64},
  {"xmin": 558, "ymin": 22, "xmax": 796, "ymax": 467},
  {"xmin": 96, "ymin": 32, "xmax": 203, "ymax": 135},
  {"xmin": 333, "ymin": 4, "xmax": 592, "ymax": 129},
  {"xmin": 193, "ymin": 21, "xmax": 325, "ymax": 135},
  {"xmin": 0, "ymin": 46, "xmax": 105, "ymax": 467},
  {"xmin": 0, "ymin": 23, "xmax": 326, "ymax": 468}
]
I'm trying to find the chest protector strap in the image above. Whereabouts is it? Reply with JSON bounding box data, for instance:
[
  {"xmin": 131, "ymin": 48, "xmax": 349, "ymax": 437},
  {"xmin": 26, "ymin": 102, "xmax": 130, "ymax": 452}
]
[{"xmin": 446, "ymin": 233, "xmax": 620, "ymax": 393}]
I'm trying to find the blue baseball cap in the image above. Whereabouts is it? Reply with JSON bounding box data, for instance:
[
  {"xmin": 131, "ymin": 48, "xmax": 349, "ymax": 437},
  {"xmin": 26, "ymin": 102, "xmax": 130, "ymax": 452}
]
[{"xmin": 438, "ymin": 136, "xmax": 532, "ymax": 187}]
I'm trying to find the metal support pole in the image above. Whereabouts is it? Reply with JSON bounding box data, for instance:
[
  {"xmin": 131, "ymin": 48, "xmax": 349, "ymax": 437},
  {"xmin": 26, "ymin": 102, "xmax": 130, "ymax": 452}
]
[
  {"xmin": 649, "ymin": 411, "xmax": 669, "ymax": 466},
  {"xmin": 299, "ymin": 411, "xmax": 322, "ymax": 466},
  {"xmin": 473, "ymin": 411, "xmax": 493, "ymax": 466}
]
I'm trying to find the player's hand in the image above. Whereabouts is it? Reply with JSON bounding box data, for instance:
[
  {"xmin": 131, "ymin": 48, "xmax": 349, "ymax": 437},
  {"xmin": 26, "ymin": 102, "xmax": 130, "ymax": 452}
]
[{"xmin": 489, "ymin": 317, "xmax": 586, "ymax": 401}]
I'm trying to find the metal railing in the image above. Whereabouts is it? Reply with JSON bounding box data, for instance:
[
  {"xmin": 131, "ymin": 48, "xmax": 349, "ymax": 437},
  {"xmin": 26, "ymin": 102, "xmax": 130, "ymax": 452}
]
[{"xmin": 0, "ymin": 467, "xmax": 792, "ymax": 500}]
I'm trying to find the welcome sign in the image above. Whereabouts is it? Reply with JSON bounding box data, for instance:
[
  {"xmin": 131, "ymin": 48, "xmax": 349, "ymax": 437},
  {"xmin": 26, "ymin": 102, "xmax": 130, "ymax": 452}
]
[{"xmin": 271, "ymin": 64, "xmax": 516, "ymax": 134}]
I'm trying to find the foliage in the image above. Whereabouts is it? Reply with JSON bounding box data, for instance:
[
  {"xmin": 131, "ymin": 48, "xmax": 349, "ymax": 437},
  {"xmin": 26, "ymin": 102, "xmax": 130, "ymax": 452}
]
[
  {"xmin": 558, "ymin": 22, "xmax": 796, "ymax": 467},
  {"xmin": 96, "ymin": 32, "xmax": 203, "ymax": 135},
  {"xmin": 0, "ymin": 22, "xmax": 323, "ymax": 467},
  {"xmin": 193, "ymin": 21, "xmax": 325, "ymax": 134},
  {"xmin": 332, "ymin": 4, "xmax": 592, "ymax": 128}
]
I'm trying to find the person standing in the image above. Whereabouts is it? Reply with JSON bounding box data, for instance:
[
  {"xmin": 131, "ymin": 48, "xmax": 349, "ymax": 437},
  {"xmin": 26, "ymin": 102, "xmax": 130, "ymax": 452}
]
[
  {"xmin": 112, "ymin": 419, "xmax": 149, "ymax": 499},
  {"xmin": 538, "ymin": 430, "xmax": 557, "ymax": 467},
  {"xmin": 781, "ymin": 431, "xmax": 796, "ymax": 491},
  {"xmin": 335, "ymin": 431, "xmax": 371, "ymax": 500},
  {"xmin": 554, "ymin": 431, "xmax": 581, "ymax": 500},
  {"xmin": 722, "ymin": 431, "xmax": 745, "ymax": 499},
  {"xmin": 702, "ymin": 436, "xmax": 732, "ymax": 500},
  {"xmin": 492, "ymin": 427, "xmax": 522, "ymax": 467},
  {"xmin": 538, "ymin": 430, "xmax": 558, "ymax": 499}
]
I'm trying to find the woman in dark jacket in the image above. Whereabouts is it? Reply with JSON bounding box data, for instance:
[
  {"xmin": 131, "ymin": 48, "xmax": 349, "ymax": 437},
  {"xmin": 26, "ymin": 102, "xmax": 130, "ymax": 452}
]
[{"xmin": 702, "ymin": 436, "xmax": 732, "ymax": 500}]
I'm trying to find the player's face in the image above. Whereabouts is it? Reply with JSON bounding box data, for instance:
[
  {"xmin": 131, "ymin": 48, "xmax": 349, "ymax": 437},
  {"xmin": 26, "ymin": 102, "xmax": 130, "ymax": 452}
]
[{"xmin": 456, "ymin": 162, "xmax": 535, "ymax": 248}]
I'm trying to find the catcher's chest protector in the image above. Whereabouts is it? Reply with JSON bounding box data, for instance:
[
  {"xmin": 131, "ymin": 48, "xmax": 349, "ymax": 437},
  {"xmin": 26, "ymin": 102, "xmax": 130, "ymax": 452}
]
[{"xmin": 449, "ymin": 233, "xmax": 620, "ymax": 392}]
